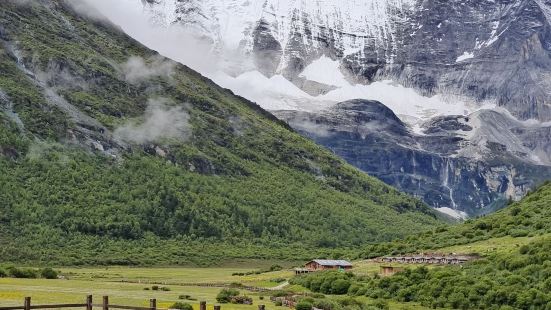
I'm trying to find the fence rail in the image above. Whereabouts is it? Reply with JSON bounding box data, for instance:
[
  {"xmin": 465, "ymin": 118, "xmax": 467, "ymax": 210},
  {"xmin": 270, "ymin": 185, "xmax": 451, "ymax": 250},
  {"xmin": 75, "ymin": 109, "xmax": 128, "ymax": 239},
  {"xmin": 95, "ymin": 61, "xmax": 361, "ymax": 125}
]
[{"xmin": 0, "ymin": 296, "xmax": 267, "ymax": 310}]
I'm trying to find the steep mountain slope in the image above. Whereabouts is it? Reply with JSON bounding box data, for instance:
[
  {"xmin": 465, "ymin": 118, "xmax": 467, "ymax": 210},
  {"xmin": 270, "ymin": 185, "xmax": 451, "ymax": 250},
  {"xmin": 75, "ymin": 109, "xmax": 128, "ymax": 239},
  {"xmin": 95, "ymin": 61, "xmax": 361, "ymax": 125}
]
[
  {"xmin": 275, "ymin": 100, "xmax": 551, "ymax": 216},
  {"xmin": 0, "ymin": 0, "xmax": 443, "ymax": 265},
  {"xmin": 133, "ymin": 0, "xmax": 551, "ymax": 216}
]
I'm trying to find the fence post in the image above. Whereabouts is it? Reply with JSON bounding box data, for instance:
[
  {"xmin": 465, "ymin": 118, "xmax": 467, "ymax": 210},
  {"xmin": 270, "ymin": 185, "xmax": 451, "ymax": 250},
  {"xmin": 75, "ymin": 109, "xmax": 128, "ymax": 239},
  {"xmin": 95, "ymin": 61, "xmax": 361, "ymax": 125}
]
[
  {"xmin": 200, "ymin": 301, "xmax": 206, "ymax": 310},
  {"xmin": 149, "ymin": 299, "xmax": 157, "ymax": 310},
  {"xmin": 86, "ymin": 295, "xmax": 93, "ymax": 310},
  {"xmin": 102, "ymin": 296, "xmax": 109, "ymax": 310},
  {"xmin": 213, "ymin": 305, "xmax": 220, "ymax": 310},
  {"xmin": 24, "ymin": 297, "xmax": 31, "ymax": 310}
]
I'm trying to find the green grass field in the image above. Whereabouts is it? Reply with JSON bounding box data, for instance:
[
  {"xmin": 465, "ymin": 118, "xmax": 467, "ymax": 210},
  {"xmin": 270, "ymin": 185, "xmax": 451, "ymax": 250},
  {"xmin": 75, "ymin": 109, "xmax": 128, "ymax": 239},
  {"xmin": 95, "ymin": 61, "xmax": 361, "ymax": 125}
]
[
  {"xmin": 0, "ymin": 264, "xmax": 438, "ymax": 310},
  {"xmin": 0, "ymin": 265, "xmax": 297, "ymax": 309},
  {"xmin": 3, "ymin": 234, "xmax": 544, "ymax": 310},
  {"xmin": 60, "ymin": 266, "xmax": 294, "ymax": 286},
  {"xmin": 0, "ymin": 278, "xmax": 282, "ymax": 310},
  {"xmin": 436, "ymin": 234, "xmax": 550, "ymax": 256}
]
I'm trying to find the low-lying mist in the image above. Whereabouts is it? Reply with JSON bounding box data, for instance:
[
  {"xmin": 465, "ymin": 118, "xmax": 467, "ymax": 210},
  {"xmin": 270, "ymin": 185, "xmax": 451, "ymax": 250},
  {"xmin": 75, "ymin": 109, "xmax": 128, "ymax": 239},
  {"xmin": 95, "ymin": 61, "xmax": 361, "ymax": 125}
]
[{"xmin": 114, "ymin": 98, "xmax": 191, "ymax": 144}]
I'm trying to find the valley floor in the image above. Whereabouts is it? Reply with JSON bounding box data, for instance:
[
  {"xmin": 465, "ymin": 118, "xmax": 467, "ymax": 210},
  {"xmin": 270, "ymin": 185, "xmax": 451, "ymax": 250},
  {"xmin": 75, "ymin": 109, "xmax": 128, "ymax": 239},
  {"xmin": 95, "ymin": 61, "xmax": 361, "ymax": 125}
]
[
  {"xmin": 0, "ymin": 264, "xmax": 437, "ymax": 310},
  {"xmin": 3, "ymin": 234, "xmax": 549, "ymax": 310}
]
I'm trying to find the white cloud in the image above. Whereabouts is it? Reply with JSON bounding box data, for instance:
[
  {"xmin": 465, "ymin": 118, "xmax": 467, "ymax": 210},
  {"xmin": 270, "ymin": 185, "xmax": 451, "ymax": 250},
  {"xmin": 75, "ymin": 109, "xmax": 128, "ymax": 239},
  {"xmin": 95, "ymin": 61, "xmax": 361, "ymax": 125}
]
[
  {"xmin": 82, "ymin": 0, "xmax": 218, "ymax": 74},
  {"xmin": 114, "ymin": 98, "xmax": 191, "ymax": 144},
  {"xmin": 120, "ymin": 56, "xmax": 175, "ymax": 83}
]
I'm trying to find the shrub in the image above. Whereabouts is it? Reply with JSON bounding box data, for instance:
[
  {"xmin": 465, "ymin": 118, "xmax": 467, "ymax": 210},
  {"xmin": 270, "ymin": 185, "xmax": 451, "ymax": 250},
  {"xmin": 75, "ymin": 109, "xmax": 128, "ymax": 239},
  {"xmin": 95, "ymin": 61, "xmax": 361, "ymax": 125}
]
[
  {"xmin": 144, "ymin": 287, "xmax": 150, "ymax": 291},
  {"xmin": 519, "ymin": 245, "xmax": 530, "ymax": 255},
  {"xmin": 331, "ymin": 279, "xmax": 351, "ymax": 294},
  {"xmin": 151, "ymin": 285, "xmax": 159, "ymax": 291},
  {"xmin": 510, "ymin": 207, "xmax": 522, "ymax": 216},
  {"xmin": 178, "ymin": 295, "xmax": 191, "ymax": 300},
  {"xmin": 369, "ymin": 300, "xmax": 389, "ymax": 310},
  {"xmin": 269, "ymin": 265, "xmax": 283, "ymax": 272},
  {"xmin": 274, "ymin": 301, "xmax": 282, "ymax": 307},
  {"xmin": 170, "ymin": 302, "xmax": 193, "ymax": 310},
  {"xmin": 313, "ymin": 299, "xmax": 339, "ymax": 310},
  {"xmin": 41, "ymin": 268, "xmax": 58, "ymax": 279},
  {"xmin": 8, "ymin": 267, "xmax": 38, "ymax": 279},
  {"xmin": 0, "ymin": 268, "xmax": 7, "ymax": 278},
  {"xmin": 270, "ymin": 278, "xmax": 286, "ymax": 283},
  {"xmin": 295, "ymin": 301, "xmax": 313, "ymax": 310},
  {"xmin": 216, "ymin": 289, "xmax": 240, "ymax": 303},
  {"xmin": 510, "ymin": 229, "xmax": 529, "ymax": 237},
  {"xmin": 160, "ymin": 287, "xmax": 171, "ymax": 291}
]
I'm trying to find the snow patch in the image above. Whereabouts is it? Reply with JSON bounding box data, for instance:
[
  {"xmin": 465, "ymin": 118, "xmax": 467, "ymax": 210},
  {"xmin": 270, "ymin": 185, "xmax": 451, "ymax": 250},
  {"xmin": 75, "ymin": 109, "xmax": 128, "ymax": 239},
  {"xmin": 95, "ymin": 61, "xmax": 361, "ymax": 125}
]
[
  {"xmin": 299, "ymin": 56, "xmax": 350, "ymax": 87},
  {"xmin": 436, "ymin": 207, "xmax": 468, "ymax": 220},
  {"xmin": 211, "ymin": 71, "xmax": 334, "ymax": 111},
  {"xmin": 319, "ymin": 80, "xmax": 493, "ymax": 126},
  {"xmin": 456, "ymin": 52, "xmax": 474, "ymax": 62}
]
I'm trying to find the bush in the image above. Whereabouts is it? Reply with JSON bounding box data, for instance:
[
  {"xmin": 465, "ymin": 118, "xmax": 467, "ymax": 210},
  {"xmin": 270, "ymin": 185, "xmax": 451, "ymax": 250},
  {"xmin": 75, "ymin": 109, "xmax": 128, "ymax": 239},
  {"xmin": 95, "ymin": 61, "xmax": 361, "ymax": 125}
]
[
  {"xmin": 178, "ymin": 295, "xmax": 191, "ymax": 300},
  {"xmin": 296, "ymin": 301, "xmax": 313, "ymax": 310},
  {"xmin": 151, "ymin": 285, "xmax": 159, "ymax": 291},
  {"xmin": 0, "ymin": 268, "xmax": 7, "ymax": 278},
  {"xmin": 160, "ymin": 287, "xmax": 171, "ymax": 291},
  {"xmin": 270, "ymin": 278, "xmax": 286, "ymax": 283},
  {"xmin": 144, "ymin": 287, "xmax": 150, "ymax": 291},
  {"xmin": 269, "ymin": 265, "xmax": 283, "ymax": 272},
  {"xmin": 313, "ymin": 299, "xmax": 338, "ymax": 310},
  {"xmin": 170, "ymin": 302, "xmax": 193, "ymax": 310},
  {"xmin": 216, "ymin": 289, "xmax": 240, "ymax": 303},
  {"xmin": 331, "ymin": 279, "xmax": 351, "ymax": 294},
  {"xmin": 274, "ymin": 301, "xmax": 282, "ymax": 307},
  {"xmin": 41, "ymin": 268, "xmax": 58, "ymax": 279},
  {"xmin": 7, "ymin": 267, "xmax": 38, "ymax": 279},
  {"xmin": 369, "ymin": 300, "xmax": 389, "ymax": 310}
]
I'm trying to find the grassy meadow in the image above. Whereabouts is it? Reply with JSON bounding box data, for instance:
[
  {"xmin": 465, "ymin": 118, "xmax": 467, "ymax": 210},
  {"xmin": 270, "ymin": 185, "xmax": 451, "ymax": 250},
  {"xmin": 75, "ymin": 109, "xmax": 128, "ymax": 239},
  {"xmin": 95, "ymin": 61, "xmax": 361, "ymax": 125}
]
[
  {"xmin": 2, "ymin": 235, "xmax": 546, "ymax": 309},
  {"xmin": 0, "ymin": 264, "xmax": 440, "ymax": 310},
  {"xmin": 0, "ymin": 266, "xmax": 291, "ymax": 309}
]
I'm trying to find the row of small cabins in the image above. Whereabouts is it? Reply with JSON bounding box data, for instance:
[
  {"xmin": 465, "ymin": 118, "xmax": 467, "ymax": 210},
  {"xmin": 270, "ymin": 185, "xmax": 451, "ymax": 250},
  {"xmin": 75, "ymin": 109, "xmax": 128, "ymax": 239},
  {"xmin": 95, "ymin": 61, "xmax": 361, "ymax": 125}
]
[
  {"xmin": 377, "ymin": 255, "xmax": 476, "ymax": 265},
  {"xmin": 295, "ymin": 256, "xmax": 477, "ymax": 275}
]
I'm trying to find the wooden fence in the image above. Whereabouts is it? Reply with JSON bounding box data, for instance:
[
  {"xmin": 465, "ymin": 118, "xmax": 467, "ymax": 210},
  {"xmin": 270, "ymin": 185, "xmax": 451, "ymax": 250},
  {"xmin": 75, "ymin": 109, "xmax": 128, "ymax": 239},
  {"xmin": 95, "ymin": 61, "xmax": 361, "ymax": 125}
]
[{"xmin": 0, "ymin": 296, "xmax": 266, "ymax": 310}]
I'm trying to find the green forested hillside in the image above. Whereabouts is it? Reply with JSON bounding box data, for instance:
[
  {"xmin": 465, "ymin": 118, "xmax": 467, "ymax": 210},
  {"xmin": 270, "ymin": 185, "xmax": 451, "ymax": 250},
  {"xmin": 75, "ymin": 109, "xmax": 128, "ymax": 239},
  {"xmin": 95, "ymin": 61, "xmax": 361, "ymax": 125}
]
[
  {"xmin": 286, "ymin": 183, "xmax": 551, "ymax": 309},
  {"xmin": 359, "ymin": 181, "xmax": 551, "ymax": 258},
  {"xmin": 0, "ymin": 0, "xmax": 443, "ymax": 265}
]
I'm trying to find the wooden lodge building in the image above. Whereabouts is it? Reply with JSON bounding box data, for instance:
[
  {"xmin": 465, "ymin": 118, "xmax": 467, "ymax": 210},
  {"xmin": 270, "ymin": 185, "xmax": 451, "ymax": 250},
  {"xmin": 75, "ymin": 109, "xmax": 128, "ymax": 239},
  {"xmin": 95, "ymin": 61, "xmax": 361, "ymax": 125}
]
[{"xmin": 295, "ymin": 259, "xmax": 353, "ymax": 274}]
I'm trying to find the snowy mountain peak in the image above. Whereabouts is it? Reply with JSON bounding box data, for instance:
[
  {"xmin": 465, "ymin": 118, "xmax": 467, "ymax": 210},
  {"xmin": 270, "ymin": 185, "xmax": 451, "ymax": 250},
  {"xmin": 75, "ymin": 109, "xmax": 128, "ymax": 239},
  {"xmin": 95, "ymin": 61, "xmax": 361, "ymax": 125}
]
[{"xmin": 142, "ymin": 0, "xmax": 416, "ymax": 65}]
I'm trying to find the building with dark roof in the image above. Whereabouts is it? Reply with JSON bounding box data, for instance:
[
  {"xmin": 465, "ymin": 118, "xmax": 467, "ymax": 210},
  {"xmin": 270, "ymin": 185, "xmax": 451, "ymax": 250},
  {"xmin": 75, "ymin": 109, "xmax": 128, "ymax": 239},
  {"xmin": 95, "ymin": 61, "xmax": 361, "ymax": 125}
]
[{"xmin": 304, "ymin": 259, "xmax": 353, "ymax": 272}]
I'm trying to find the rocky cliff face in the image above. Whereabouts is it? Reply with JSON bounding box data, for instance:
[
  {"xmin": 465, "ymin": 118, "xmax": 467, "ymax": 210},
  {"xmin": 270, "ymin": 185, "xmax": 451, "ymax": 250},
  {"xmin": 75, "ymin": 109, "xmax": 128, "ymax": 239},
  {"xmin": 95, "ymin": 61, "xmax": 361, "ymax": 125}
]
[
  {"xmin": 136, "ymin": 0, "xmax": 551, "ymax": 215},
  {"xmin": 143, "ymin": 0, "xmax": 551, "ymax": 122},
  {"xmin": 275, "ymin": 100, "xmax": 551, "ymax": 216}
]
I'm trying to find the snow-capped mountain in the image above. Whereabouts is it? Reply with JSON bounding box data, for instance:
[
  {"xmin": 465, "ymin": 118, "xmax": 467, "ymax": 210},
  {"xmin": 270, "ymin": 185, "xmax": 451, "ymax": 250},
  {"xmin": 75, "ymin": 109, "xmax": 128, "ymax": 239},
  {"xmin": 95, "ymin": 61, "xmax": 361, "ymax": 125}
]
[
  {"xmin": 106, "ymin": 0, "xmax": 551, "ymax": 216},
  {"xmin": 142, "ymin": 0, "xmax": 551, "ymax": 121}
]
